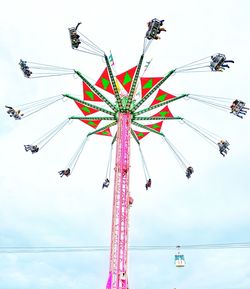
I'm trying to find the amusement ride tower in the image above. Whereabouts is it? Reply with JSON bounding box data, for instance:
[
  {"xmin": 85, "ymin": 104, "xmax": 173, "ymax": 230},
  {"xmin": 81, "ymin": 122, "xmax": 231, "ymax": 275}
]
[{"xmin": 7, "ymin": 18, "xmax": 247, "ymax": 289}]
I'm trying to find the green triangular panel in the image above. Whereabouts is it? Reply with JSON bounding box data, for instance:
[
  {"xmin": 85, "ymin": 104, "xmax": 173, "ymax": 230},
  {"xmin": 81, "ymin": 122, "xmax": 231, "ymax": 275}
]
[
  {"xmin": 145, "ymin": 121, "xmax": 163, "ymax": 132},
  {"xmin": 83, "ymin": 82, "xmax": 103, "ymax": 102},
  {"xmin": 123, "ymin": 72, "xmax": 132, "ymax": 85},
  {"xmin": 159, "ymin": 111, "xmax": 168, "ymax": 117},
  {"xmin": 156, "ymin": 94, "xmax": 167, "ymax": 102},
  {"xmin": 88, "ymin": 121, "xmax": 97, "ymax": 126},
  {"xmin": 140, "ymin": 77, "xmax": 163, "ymax": 98},
  {"xmin": 152, "ymin": 105, "xmax": 174, "ymax": 118},
  {"xmin": 133, "ymin": 130, "xmax": 150, "ymax": 140},
  {"xmin": 143, "ymin": 79, "xmax": 153, "ymax": 89},
  {"xmin": 101, "ymin": 77, "xmax": 110, "ymax": 90},
  {"xmin": 74, "ymin": 101, "xmax": 99, "ymax": 116},
  {"xmin": 82, "ymin": 106, "xmax": 91, "ymax": 113},
  {"xmin": 95, "ymin": 67, "xmax": 115, "ymax": 95},
  {"xmin": 86, "ymin": 91, "xmax": 94, "ymax": 100},
  {"xmin": 96, "ymin": 127, "xmax": 112, "ymax": 137},
  {"xmin": 116, "ymin": 66, "xmax": 137, "ymax": 93},
  {"xmin": 150, "ymin": 89, "xmax": 176, "ymax": 106},
  {"xmin": 80, "ymin": 119, "xmax": 102, "ymax": 128}
]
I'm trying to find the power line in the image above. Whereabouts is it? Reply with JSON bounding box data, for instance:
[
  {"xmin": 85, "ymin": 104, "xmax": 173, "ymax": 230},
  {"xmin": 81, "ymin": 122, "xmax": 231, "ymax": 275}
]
[{"xmin": 1, "ymin": 242, "xmax": 250, "ymax": 254}]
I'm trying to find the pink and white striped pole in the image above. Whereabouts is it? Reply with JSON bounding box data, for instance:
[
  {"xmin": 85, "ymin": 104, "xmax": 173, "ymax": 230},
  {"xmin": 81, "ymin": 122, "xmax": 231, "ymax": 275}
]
[{"xmin": 106, "ymin": 112, "xmax": 131, "ymax": 289}]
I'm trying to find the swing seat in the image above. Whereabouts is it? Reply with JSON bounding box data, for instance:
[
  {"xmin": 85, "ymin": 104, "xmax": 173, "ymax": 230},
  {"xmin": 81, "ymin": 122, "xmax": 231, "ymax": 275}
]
[
  {"xmin": 68, "ymin": 27, "xmax": 81, "ymax": 48},
  {"xmin": 68, "ymin": 27, "xmax": 77, "ymax": 34},
  {"xmin": 146, "ymin": 19, "xmax": 161, "ymax": 40},
  {"xmin": 210, "ymin": 53, "xmax": 226, "ymax": 70},
  {"xmin": 215, "ymin": 54, "xmax": 226, "ymax": 70},
  {"xmin": 237, "ymin": 101, "xmax": 246, "ymax": 109}
]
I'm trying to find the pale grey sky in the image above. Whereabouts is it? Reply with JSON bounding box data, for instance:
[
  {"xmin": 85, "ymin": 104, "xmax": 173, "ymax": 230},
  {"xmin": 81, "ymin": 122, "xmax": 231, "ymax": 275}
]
[{"xmin": 0, "ymin": 0, "xmax": 250, "ymax": 289}]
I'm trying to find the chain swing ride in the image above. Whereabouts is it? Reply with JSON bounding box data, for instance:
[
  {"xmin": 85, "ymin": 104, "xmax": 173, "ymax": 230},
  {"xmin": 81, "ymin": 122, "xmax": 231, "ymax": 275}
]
[{"xmin": 5, "ymin": 18, "xmax": 249, "ymax": 289}]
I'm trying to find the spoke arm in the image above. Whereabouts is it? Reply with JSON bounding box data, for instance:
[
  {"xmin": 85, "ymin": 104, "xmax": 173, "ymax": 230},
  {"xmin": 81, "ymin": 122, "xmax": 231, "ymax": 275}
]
[
  {"xmin": 130, "ymin": 129, "xmax": 140, "ymax": 144},
  {"xmin": 126, "ymin": 54, "xmax": 145, "ymax": 111},
  {"xmin": 87, "ymin": 121, "xmax": 117, "ymax": 137},
  {"xmin": 134, "ymin": 94, "xmax": 188, "ymax": 116},
  {"xmin": 132, "ymin": 121, "xmax": 164, "ymax": 136},
  {"xmin": 111, "ymin": 132, "xmax": 117, "ymax": 145},
  {"xmin": 104, "ymin": 54, "xmax": 123, "ymax": 110},
  {"xmin": 74, "ymin": 70, "xmax": 117, "ymax": 112},
  {"xmin": 63, "ymin": 93, "xmax": 115, "ymax": 116},
  {"xmin": 134, "ymin": 116, "xmax": 183, "ymax": 121},
  {"xmin": 69, "ymin": 116, "xmax": 115, "ymax": 121},
  {"xmin": 132, "ymin": 69, "xmax": 176, "ymax": 112}
]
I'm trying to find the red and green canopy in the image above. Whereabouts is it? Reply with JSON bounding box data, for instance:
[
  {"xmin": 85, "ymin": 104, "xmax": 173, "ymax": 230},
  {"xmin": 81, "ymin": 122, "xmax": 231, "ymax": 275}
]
[
  {"xmin": 133, "ymin": 130, "xmax": 149, "ymax": 140},
  {"xmin": 140, "ymin": 77, "xmax": 163, "ymax": 98},
  {"xmin": 74, "ymin": 101, "xmax": 99, "ymax": 116},
  {"xmin": 80, "ymin": 119, "xmax": 102, "ymax": 128},
  {"xmin": 96, "ymin": 127, "xmax": 112, "ymax": 137},
  {"xmin": 116, "ymin": 66, "xmax": 137, "ymax": 93},
  {"xmin": 152, "ymin": 105, "xmax": 173, "ymax": 118},
  {"xmin": 83, "ymin": 82, "xmax": 103, "ymax": 102},
  {"xmin": 150, "ymin": 89, "xmax": 176, "ymax": 106},
  {"xmin": 95, "ymin": 67, "xmax": 115, "ymax": 95},
  {"xmin": 145, "ymin": 121, "xmax": 163, "ymax": 132}
]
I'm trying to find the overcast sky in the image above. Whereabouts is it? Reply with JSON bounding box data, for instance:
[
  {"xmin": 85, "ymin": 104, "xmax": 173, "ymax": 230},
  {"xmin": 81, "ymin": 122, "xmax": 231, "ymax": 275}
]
[{"xmin": 1, "ymin": 0, "xmax": 250, "ymax": 289}]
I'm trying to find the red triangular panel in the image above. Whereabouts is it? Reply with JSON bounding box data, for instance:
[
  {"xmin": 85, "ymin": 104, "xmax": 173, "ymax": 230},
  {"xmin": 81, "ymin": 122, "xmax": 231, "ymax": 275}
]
[
  {"xmin": 152, "ymin": 105, "xmax": 173, "ymax": 118},
  {"xmin": 150, "ymin": 89, "xmax": 176, "ymax": 106},
  {"xmin": 140, "ymin": 77, "xmax": 163, "ymax": 98},
  {"xmin": 95, "ymin": 68, "xmax": 115, "ymax": 95},
  {"xmin": 74, "ymin": 101, "xmax": 98, "ymax": 116},
  {"xmin": 96, "ymin": 127, "xmax": 112, "ymax": 137},
  {"xmin": 80, "ymin": 119, "xmax": 102, "ymax": 128},
  {"xmin": 145, "ymin": 121, "xmax": 163, "ymax": 132},
  {"xmin": 83, "ymin": 82, "xmax": 103, "ymax": 102},
  {"xmin": 116, "ymin": 66, "xmax": 137, "ymax": 93},
  {"xmin": 133, "ymin": 130, "xmax": 150, "ymax": 140}
]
